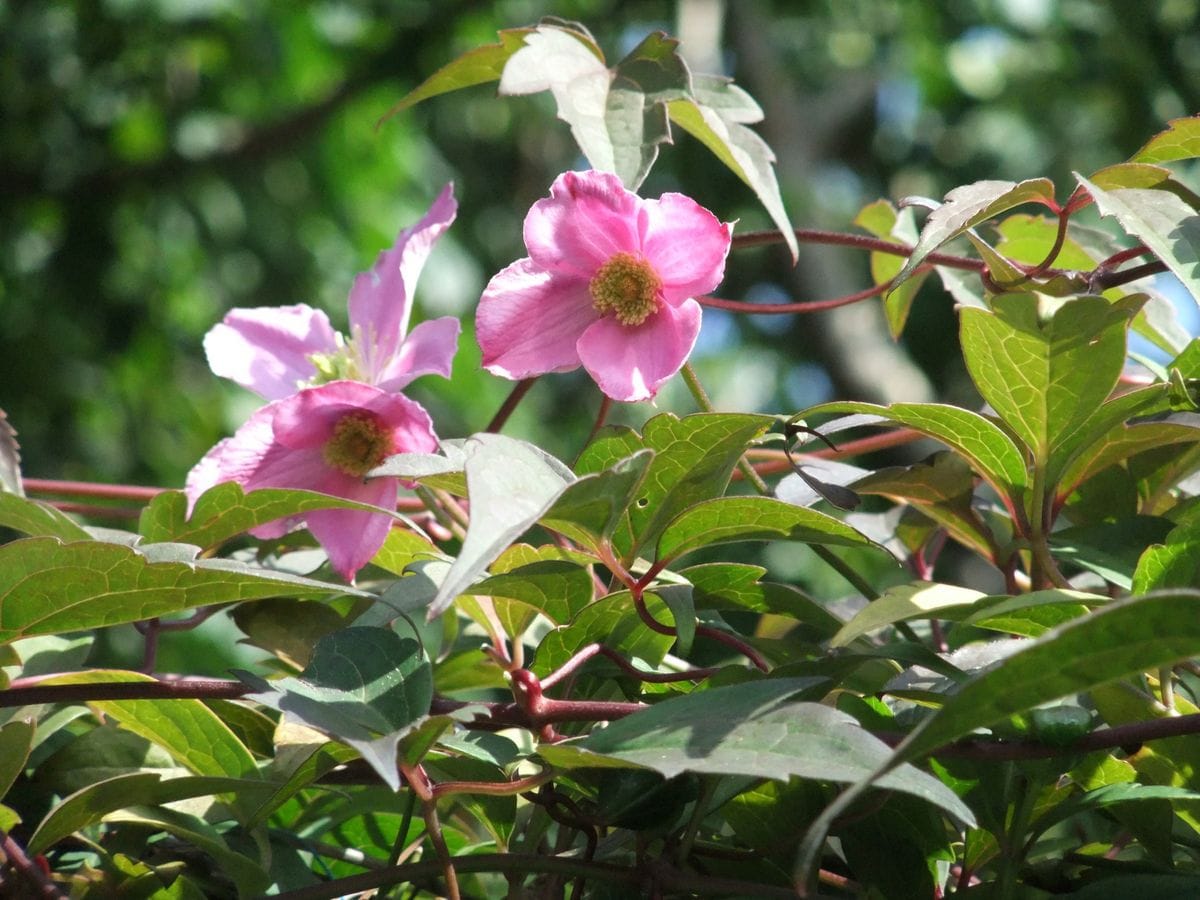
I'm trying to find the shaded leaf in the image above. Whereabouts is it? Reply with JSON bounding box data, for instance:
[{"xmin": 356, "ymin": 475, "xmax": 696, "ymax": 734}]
[
  {"xmin": 540, "ymin": 449, "xmax": 653, "ymax": 550},
  {"xmin": 240, "ymin": 626, "xmax": 433, "ymax": 790},
  {"xmin": 898, "ymin": 589, "xmax": 1200, "ymax": 761},
  {"xmin": 540, "ymin": 679, "xmax": 974, "ymax": 823},
  {"xmin": 831, "ymin": 582, "xmax": 985, "ymax": 647},
  {"xmin": 0, "ymin": 410, "xmax": 20, "ymax": 496},
  {"xmin": 531, "ymin": 590, "xmax": 676, "ymax": 677},
  {"xmin": 0, "ymin": 719, "xmax": 33, "ymax": 798}
]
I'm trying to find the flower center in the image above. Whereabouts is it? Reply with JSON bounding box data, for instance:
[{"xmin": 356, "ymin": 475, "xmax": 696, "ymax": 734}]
[
  {"xmin": 589, "ymin": 252, "xmax": 662, "ymax": 326},
  {"xmin": 323, "ymin": 412, "xmax": 394, "ymax": 478}
]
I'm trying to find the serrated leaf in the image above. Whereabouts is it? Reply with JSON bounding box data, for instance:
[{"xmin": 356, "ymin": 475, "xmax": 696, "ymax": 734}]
[
  {"xmin": 470, "ymin": 556, "xmax": 594, "ymax": 626},
  {"xmin": 540, "ymin": 449, "xmax": 653, "ymax": 550},
  {"xmin": 241, "ymin": 626, "xmax": 432, "ymax": 791},
  {"xmin": 0, "ymin": 492, "xmax": 91, "ymax": 540},
  {"xmin": 1132, "ymin": 115, "xmax": 1200, "ymax": 164},
  {"xmin": 139, "ymin": 483, "xmax": 415, "ymax": 551},
  {"xmin": 577, "ymin": 413, "xmax": 772, "ymax": 562},
  {"xmin": 797, "ymin": 402, "xmax": 1028, "ymax": 501},
  {"xmin": 540, "ymin": 679, "xmax": 974, "ymax": 823},
  {"xmin": 892, "ymin": 178, "xmax": 1057, "ymax": 287},
  {"xmin": 1077, "ymin": 173, "xmax": 1200, "ymax": 308},
  {"xmin": 531, "ymin": 590, "xmax": 676, "ymax": 677},
  {"xmin": 897, "ymin": 589, "xmax": 1200, "ymax": 761},
  {"xmin": 668, "ymin": 74, "xmax": 798, "ymax": 261},
  {"xmin": 656, "ymin": 495, "xmax": 880, "ymax": 564},
  {"xmin": 684, "ymin": 564, "xmax": 843, "ymax": 638},
  {"xmin": 378, "ymin": 28, "xmax": 533, "ymax": 124},
  {"xmin": 959, "ymin": 292, "xmax": 1144, "ymax": 463},
  {"xmin": 427, "ymin": 434, "xmax": 574, "ymax": 619},
  {"xmin": 0, "ymin": 537, "xmax": 365, "ymax": 644},
  {"xmin": 830, "ymin": 582, "xmax": 985, "ymax": 647}
]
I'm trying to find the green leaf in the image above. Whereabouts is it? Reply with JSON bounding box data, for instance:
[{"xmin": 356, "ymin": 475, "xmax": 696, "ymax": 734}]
[
  {"xmin": 1057, "ymin": 413, "xmax": 1200, "ymax": 503},
  {"xmin": 797, "ymin": 401, "xmax": 1028, "ymax": 501},
  {"xmin": 27, "ymin": 772, "xmax": 270, "ymax": 856},
  {"xmin": 1133, "ymin": 515, "xmax": 1200, "ymax": 592},
  {"xmin": 531, "ymin": 590, "xmax": 676, "ymax": 677},
  {"xmin": 540, "ymin": 679, "xmax": 974, "ymax": 823},
  {"xmin": 1051, "ymin": 516, "xmax": 1176, "ymax": 589},
  {"xmin": 0, "ymin": 537, "xmax": 366, "ymax": 644},
  {"xmin": 0, "ymin": 492, "xmax": 90, "ymax": 540},
  {"xmin": 656, "ymin": 495, "xmax": 881, "ymax": 564},
  {"xmin": 830, "ymin": 582, "xmax": 985, "ymax": 647},
  {"xmin": 853, "ymin": 200, "xmax": 927, "ymax": 336},
  {"xmin": 1132, "ymin": 114, "xmax": 1200, "ymax": 164},
  {"xmin": 684, "ymin": 564, "xmax": 843, "ymax": 638},
  {"xmin": 38, "ymin": 669, "xmax": 259, "ymax": 780},
  {"xmin": 377, "ymin": 28, "xmax": 533, "ymax": 123},
  {"xmin": 1077, "ymin": 173, "xmax": 1200, "ymax": 307},
  {"xmin": 241, "ymin": 626, "xmax": 433, "ymax": 790},
  {"xmin": 0, "ymin": 719, "xmax": 33, "ymax": 798},
  {"xmin": 959, "ymin": 292, "xmax": 1144, "ymax": 462},
  {"xmin": 577, "ymin": 413, "xmax": 772, "ymax": 562},
  {"xmin": 139, "ymin": 483, "xmax": 414, "ymax": 551},
  {"xmin": 231, "ymin": 597, "xmax": 349, "ymax": 669},
  {"xmin": 892, "ymin": 178, "xmax": 1057, "ymax": 287},
  {"xmin": 898, "ymin": 589, "xmax": 1200, "ymax": 761},
  {"xmin": 470, "ymin": 553, "xmax": 594, "ymax": 626},
  {"xmin": 427, "ymin": 434, "xmax": 574, "ymax": 619},
  {"xmin": 668, "ymin": 74, "xmax": 798, "ymax": 261},
  {"xmin": 539, "ymin": 449, "xmax": 653, "ymax": 550}
]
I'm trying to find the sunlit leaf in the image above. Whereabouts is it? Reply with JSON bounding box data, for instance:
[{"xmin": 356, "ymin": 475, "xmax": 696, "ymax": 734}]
[
  {"xmin": 830, "ymin": 582, "xmax": 985, "ymax": 647},
  {"xmin": 656, "ymin": 495, "xmax": 881, "ymax": 564},
  {"xmin": 427, "ymin": 433, "xmax": 574, "ymax": 619},
  {"xmin": 0, "ymin": 537, "xmax": 365, "ymax": 644},
  {"xmin": 1132, "ymin": 114, "xmax": 1200, "ymax": 164},
  {"xmin": 0, "ymin": 492, "xmax": 90, "ymax": 541}
]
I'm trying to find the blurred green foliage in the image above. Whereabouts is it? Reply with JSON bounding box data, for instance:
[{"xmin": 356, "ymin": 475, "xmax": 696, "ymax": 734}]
[{"xmin": 2, "ymin": 0, "xmax": 1198, "ymax": 485}]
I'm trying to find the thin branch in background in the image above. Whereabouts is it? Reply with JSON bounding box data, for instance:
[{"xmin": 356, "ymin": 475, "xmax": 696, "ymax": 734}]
[
  {"xmin": 0, "ymin": 830, "xmax": 67, "ymax": 899},
  {"xmin": 484, "ymin": 377, "xmax": 538, "ymax": 433},
  {"xmin": 701, "ymin": 278, "xmax": 890, "ymax": 315}
]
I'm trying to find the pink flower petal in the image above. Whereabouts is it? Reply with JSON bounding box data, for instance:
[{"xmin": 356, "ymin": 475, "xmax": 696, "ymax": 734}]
[
  {"xmin": 476, "ymin": 258, "xmax": 598, "ymax": 379},
  {"xmin": 523, "ymin": 171, "xmax": 643, "ymax": 279},
  {"xmin": 373, "ymin": 315, "xmax": 461, "ymax": 392},
  {"xmin": 203, "ymin": 305, "xmax": 337, "ymax": 400},
  {"xmin": 641, "ymin": 193, "xmax": 732, "ymax": 305},
  {"xmin": 305, "ymin": 478, "xmax": 398, "ymax": 580},
  {"xmin": 348, "ymin": 184, "xmax": 457, "ymax": 377},
  {"xmin": 577, "ymin": 298, "xmax": 702, "ymax": 401}
]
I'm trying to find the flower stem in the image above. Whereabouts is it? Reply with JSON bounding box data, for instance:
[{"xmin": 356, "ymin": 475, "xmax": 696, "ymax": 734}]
[
  {"xmin": 485, "ymin": 376, "xmax": 538, "ymax": 433},
  {"xmin": 680, "ymin": 362, "xmax": 770, "ymax": 495}
]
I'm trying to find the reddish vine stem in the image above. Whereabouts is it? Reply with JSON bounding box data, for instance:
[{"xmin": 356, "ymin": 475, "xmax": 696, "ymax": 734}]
[
  {"xmin": 432, "ymin": 771, "xmax": 551, "ymax": 800},
  {"xmin": 23, "ymin": 479, "xmax": 165, "ymax": 501},
  {"xmin": 701, "ymin": 278, "xmax": 890, "ymax": 315},
  {"xmin": 398, "ymin": 761, "xmax": 460, "ymax": 900},
  {"xmin": 0, "ymin": 830, "xmax": 65, "ymax": 899},
  {"xmin": 540, "ymin": 642, "xmax": 720, "ymax": 689},
  {"xmin": 632, "ymin": 589, "xmax": 770, "ymax": 672},
  {"xmin": 484, "ymin": 376, "xmax": 538, "ymax": 433}
]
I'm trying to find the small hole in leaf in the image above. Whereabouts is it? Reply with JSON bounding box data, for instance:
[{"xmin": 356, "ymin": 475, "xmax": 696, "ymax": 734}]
[{"xmin": 636, "ymin": 497, "xmax": 649, "ymax": 508}]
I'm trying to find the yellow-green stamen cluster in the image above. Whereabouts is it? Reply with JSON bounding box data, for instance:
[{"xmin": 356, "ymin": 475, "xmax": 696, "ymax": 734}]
[
  {"xmin": 309, "ymin": 348, "xmax": 365, "ymax": 386},
  {"xmin": 589, "ymin": 252, "xmax": 662, "ymax": 326},
  {"xmin": 323, "ymin": 412, "xmax": 393, "ymax": 478}
]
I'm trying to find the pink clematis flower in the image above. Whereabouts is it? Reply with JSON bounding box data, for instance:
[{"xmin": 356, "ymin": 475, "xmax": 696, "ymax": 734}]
[
  {"xmin": 204, "ymin": 184, "xmax": 460, "ymax": 400},
  {"xmin": 186, "ymin": 380, "xmax": 438, "ymax": 580},
  {"xmin": 475, "ymin": 170, "xmax": 732, "ymax": 402}
]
